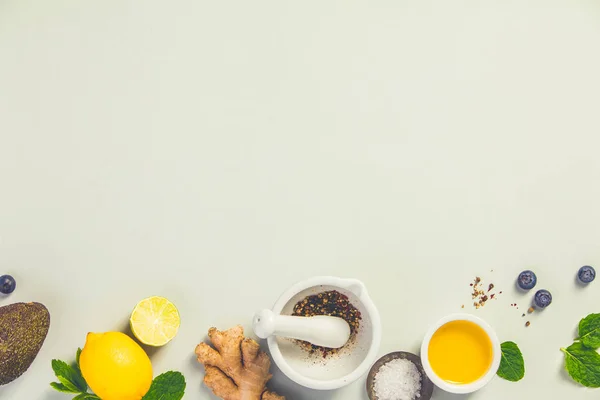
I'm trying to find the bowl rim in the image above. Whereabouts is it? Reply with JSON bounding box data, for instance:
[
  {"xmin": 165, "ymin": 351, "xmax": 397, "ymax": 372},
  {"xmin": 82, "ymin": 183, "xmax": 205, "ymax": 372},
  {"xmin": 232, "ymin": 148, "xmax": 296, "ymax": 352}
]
[
  {"xmin": 420, "ymin": 313, "xmax": 501, "ymax": 394},
  {"xmin": 266, "ymin": 276, "xmax": 382, "ymax": 390}
]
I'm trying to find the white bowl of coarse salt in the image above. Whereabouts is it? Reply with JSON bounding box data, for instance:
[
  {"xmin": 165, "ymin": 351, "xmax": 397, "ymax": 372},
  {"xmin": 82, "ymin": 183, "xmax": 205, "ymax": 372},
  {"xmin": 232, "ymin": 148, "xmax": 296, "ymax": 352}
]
[{"xmin": 366, "ymin": 351, "xmax": 434, "ymax": 400}]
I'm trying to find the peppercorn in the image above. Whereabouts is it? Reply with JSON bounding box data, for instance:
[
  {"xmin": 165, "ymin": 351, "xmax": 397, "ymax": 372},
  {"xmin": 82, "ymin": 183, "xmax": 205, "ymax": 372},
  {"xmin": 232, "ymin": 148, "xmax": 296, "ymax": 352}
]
[{"xmin": 292, "ymin": 290, "xmax": 362, "ymax": 358}]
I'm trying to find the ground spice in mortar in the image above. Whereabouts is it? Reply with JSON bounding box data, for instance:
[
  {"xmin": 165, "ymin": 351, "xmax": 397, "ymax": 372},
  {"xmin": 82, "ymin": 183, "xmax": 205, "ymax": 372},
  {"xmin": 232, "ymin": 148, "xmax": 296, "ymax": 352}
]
[{"xmin": 292, "ymin": 290, "xmax": 361, "ymax": 357}]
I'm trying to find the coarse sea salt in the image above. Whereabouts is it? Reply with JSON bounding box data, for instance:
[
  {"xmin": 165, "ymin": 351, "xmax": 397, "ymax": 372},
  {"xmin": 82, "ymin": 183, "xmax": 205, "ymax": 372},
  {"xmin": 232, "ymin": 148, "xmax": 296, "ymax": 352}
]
[{"xmin": 373, "ymin": 358, "xmax": 422, "ymax": 400}]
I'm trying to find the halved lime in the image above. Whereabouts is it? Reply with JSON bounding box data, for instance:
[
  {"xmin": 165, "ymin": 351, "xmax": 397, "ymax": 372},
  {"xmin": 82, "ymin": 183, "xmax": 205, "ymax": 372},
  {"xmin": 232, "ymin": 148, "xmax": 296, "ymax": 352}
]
[{"xmin": 130, "ymin": 296, "xmax": 180, "ymax": 346}]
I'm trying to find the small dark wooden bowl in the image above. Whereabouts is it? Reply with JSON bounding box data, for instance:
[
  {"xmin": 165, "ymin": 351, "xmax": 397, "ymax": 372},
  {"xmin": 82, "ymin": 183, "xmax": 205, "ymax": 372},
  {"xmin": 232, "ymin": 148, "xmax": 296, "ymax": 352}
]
[{"xmin": 366, "ymin": 351, "xmax": 434, "ymax": 400}]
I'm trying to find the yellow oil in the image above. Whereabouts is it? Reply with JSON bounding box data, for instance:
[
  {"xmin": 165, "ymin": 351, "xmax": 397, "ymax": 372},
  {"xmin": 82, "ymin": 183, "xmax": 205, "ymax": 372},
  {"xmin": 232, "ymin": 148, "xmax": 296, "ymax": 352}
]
[{"xmin": 428, "ymin": 320, "xmax": 493, "ymax": 384}]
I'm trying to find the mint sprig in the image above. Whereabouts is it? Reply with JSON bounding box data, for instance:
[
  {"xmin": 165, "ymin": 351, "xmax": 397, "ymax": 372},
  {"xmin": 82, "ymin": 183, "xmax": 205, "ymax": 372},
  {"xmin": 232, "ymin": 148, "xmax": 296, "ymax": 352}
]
[
  {"xmin": 50, "ymin": 349, "xmax": 92, "ymax": 397},
  {"xmin": 50, "ymin": 348, "xmax": 185, "ymax": 399},
  {"xmin": 561, "ymin": 313, "xmax": 600, "ymax": 388}
]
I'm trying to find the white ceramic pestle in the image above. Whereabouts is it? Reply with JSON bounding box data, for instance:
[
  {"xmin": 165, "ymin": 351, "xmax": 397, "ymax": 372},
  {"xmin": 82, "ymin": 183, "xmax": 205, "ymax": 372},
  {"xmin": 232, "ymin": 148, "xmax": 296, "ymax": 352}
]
[{"xmin": 253, "ymin": 309, "xmax": 351, "ymax": 349}]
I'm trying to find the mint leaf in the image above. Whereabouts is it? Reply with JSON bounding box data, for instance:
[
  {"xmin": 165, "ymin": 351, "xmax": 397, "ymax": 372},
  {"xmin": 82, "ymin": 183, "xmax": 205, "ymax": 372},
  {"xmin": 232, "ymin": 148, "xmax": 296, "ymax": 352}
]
[
  {"xmin": 562, "ymin": 342, "xmax": 600, "ymax": 388},
  {"xmin": 51, "ymin": 359, "xmax": 87, "ymax": 393},
  {"xmin": 57, "ymin": 376, "xmax": 81, "ymax": 393},
  {"xmin": 497, "ymin": 341, "xmax": 525, "ymax": 382},
  {"xmin": 50, "ymin": 382, "xmax": 79, "ymax": 394},
  {"xmin": 142, "ymin": 371, "xmax": 186, "ymax": 400},
  {"xmin": 579, "ymin": 313, "xmax": 600, "ymax": 349},
  {"xmin": 73, "ymin": 394, "xmax": 100, "ymax": 400},
  {"xmin": 72, "ymin": 348, "xmax": 83, "ymax": 376},
  {"xmin": 76, "ymin": 348, "xmax": 82, "ymax": 364},
  {"xmin": 75, "ymin": 348, "xmax": 82, "ymax": 368}
]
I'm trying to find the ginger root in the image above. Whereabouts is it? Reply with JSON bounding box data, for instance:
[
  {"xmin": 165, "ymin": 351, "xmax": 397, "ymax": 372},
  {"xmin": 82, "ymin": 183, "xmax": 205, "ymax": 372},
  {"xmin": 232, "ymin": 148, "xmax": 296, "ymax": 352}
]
[{"xmin": 195, "ymin": 325, "xmax": 285, "ymax": 400}]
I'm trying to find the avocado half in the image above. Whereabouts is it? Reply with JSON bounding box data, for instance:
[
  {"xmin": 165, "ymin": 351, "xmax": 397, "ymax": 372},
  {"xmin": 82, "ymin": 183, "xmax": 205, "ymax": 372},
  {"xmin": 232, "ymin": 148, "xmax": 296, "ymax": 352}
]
[{"xmin": 0, "ymin": 302, "xmax": 50, "ymax": 385}]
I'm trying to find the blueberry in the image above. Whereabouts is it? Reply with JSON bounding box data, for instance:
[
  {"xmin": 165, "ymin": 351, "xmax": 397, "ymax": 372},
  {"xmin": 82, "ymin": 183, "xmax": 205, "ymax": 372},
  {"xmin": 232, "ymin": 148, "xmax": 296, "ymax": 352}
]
[
  {"xmin": 578, "ymin": 266, "xmax": 596, "ymax": 284},
  {"xmin": 534, "ymin": 289, "xmax": 552, "ymax": 309},
  {"xmin": 517, "ymin": 270, "xmax": 537, "ymax": 290},
  {"xmin": 0, "ymin": 275, "xmax": 16, "ymax": 295}
]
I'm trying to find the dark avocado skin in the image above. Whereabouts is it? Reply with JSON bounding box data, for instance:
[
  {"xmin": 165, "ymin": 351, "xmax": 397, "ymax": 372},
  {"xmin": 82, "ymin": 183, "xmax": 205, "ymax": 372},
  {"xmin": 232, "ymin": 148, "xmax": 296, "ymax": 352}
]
[{"xmin": 0, "ymin": 302, "xmax": 50, "ymax": 385}]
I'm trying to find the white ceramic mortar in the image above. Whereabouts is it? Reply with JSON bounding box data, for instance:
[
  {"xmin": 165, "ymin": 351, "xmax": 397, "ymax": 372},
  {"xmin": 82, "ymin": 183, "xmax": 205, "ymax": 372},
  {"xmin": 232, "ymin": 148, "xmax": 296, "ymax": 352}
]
[{"xmin": 265, "ymin": 276, "xmax": 381, "ymax": 390}]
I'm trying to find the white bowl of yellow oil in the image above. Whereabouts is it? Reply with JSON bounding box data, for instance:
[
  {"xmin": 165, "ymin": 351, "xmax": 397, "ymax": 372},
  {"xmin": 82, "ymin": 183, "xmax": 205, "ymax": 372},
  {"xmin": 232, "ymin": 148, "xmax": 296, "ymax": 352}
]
[{"xmin": 420, "ymin": 314, "xmax": 501, "ymax": 394}]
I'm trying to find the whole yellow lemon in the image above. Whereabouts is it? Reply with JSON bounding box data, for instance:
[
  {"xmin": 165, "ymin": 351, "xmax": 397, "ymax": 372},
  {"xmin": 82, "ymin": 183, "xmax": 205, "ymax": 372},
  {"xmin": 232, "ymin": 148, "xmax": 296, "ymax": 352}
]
[{"xmin": 80, "ymin": 332, "xmax": 153, "ymax": 400}]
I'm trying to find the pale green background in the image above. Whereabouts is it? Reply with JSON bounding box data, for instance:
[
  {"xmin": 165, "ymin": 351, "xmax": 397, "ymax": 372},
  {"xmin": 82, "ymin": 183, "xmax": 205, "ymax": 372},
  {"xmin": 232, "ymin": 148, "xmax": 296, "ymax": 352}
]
[{"xmin": 1, "ymin": 1, "xmax": 600, "ymax": 399}]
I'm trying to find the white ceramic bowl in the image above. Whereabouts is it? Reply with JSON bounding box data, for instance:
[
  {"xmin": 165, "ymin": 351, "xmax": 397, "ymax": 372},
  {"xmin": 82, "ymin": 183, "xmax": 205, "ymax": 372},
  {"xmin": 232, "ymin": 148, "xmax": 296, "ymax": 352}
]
[
  {"xmin": 420, "ymin": 313, "xmax": 501, "ymax": 394},
  {"xmin": 266, "ymin": 276, "xmax": 381, "ymax": 390}
]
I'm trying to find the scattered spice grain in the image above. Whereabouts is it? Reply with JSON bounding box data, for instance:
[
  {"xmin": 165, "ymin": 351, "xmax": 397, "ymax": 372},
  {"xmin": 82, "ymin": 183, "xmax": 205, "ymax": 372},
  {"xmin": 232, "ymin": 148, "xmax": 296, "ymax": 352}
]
[
  {"xmin": 525, "ymin": 321, "xmax": 531, "ymax": 327},
  {"xmin": 469, "ymin": 276, "xmax": 500, "ymax": 309}
]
